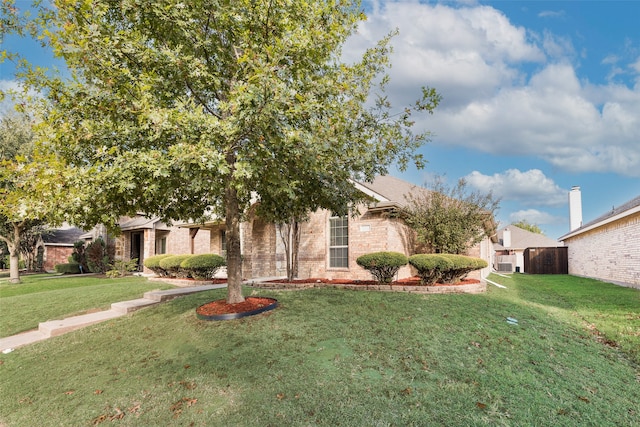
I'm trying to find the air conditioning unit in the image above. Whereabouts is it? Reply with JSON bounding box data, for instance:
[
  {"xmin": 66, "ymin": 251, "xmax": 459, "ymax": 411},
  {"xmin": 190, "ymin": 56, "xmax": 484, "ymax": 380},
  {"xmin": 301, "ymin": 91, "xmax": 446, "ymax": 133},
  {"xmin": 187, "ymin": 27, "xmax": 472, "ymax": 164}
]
[{"xmin": 497, "ymin": 263, "xmax": 513, "ymax": 272}]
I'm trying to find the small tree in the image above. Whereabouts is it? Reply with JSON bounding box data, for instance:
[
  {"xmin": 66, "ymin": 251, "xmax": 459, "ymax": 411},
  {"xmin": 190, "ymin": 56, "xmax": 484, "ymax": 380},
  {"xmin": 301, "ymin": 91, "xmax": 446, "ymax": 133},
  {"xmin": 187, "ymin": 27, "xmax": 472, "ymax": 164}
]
[
  {"xmin": 85, "ymin": 238, "xmax": 115, "ymax": 274},
  {"xmin": 402, "ymin": 176, "xmax": 499, "ymax": 254},
  {"xmin": 71, "ymin": 241, "xmax": 88, "ymax": 272}
]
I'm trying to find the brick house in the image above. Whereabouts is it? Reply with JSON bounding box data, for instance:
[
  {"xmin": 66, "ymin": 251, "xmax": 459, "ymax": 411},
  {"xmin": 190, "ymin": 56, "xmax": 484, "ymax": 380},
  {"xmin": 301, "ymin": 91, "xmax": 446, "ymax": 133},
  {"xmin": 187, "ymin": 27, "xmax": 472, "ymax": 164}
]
[
  {"xmin": 559, "ymin": 194, "xmax": 640, "ymax": 289},
  {"xmin": 120, "ymin": 175, "xmax": 494, "ymax": 280},
  {"xmin": 113, "ymin": 216, "xmax": 212, "ymax": 271},
  {"xmin": 41, "ymin": 225, "xmax": 86, "ymax": 272}
]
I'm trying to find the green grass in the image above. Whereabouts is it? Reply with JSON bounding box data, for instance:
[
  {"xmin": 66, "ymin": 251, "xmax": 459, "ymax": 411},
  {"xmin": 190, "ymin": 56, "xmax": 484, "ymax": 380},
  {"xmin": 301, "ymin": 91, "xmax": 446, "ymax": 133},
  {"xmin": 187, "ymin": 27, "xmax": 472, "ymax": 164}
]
[
  {"xmin": 0, "ymin": 274, "xmax": 176, "ymax": 337},
  {"xmin": 0, "ymin": 274, "xmax": 638, "ymax": 426}
]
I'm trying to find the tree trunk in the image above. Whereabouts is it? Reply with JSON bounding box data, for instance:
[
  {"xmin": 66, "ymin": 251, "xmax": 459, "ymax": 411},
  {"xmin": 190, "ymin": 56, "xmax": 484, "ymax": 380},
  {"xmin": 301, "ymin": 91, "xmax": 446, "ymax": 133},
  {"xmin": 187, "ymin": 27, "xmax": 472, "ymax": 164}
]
[
  {"xmin": 8, "ymin": 223, "xmax": 22, "ymax": 284},
  {"xmin": 225, "ymin": 184, "xmax": 245, "ymax": 304},
  {"xmin": 279, "ymin": 218, "xmax": 301, "ymax": 281},
  {"xmin": 290, "ymin": 219, "xmax": 300, "ymax": 280}
]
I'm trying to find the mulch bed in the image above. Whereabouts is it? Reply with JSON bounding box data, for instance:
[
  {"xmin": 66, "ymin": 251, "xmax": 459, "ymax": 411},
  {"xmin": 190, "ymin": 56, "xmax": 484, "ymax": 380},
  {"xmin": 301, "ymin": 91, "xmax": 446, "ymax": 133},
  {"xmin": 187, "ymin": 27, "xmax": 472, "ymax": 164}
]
[{"xmin": 196, "ymin": 297, "xmax": 277, "ymax": 317}]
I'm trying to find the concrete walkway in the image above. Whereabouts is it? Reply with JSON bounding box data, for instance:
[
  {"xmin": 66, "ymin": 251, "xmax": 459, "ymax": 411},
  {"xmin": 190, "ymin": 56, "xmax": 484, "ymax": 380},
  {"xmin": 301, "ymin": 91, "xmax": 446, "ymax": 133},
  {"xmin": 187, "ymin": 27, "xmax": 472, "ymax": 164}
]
[{"xmin": 0, "ymin": 284, "xmax": 226, "ymax": 353}]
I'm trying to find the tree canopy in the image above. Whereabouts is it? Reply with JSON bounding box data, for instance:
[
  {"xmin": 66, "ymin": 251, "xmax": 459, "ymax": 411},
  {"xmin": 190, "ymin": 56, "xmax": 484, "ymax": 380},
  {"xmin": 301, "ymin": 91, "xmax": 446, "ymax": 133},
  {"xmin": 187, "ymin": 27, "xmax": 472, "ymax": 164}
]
[
  {"xmin": 11, "ymin": 0, "xmax": 440, "ymax": 301},
  {"xmin": 0, "ymin": 110, "xmax": 67, "ymax": 282},
  {"xmin": 512, "ymin": 220, "xmax": 544, "ymax": 235},
  {"xmin": 401, "ymin": 176, "xmax": 499, "ymax": 254}
]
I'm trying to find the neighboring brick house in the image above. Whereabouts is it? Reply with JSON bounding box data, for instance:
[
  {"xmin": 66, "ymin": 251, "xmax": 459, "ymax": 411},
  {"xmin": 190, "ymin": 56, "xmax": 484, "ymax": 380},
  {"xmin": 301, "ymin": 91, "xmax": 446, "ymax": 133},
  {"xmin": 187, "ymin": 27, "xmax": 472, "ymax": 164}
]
[
  {"xmin": 166, "ymin": 175, "xmax": 495, "ymax": 281},
  {"xmin": 559, "ymin": 194, "xmax": 640, "ymax": 289},
  {"xmin": 494, "ymin": 225, "xmax": 563, "ymax": 273},
  {"xmin": 41, "ymin": 225, "xmax": 87, "ymax": 272}
]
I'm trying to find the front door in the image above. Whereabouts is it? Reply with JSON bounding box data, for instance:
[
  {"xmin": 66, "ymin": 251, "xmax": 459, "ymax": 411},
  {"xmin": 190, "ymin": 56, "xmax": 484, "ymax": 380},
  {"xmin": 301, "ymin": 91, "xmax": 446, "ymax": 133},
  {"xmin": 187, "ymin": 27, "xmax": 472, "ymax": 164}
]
[{"xmin": 131, "ymin": 232, "xmax": 143, "ymax": 271}]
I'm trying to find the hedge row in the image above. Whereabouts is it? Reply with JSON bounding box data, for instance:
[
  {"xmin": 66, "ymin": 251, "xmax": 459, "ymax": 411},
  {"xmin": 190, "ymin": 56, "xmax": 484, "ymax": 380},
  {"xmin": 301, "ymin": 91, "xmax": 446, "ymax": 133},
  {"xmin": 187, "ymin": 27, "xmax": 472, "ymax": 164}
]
[
  {"xmin": 356, "ymin": 251, "xmax": 487, "ymax": 285},
  {"xmin": 144, "ymin": 254, "xmax": 226, "ymax": 280},
  {"xmin": 55, "ymin": 262, "xmax": 81, "ymax": 274}
]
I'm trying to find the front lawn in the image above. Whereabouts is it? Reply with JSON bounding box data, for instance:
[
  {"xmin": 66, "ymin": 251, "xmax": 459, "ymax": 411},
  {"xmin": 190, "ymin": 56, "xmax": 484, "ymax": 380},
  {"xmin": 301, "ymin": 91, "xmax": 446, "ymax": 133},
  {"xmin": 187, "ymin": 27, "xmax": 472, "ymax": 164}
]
[
  {"xmin": 0, "ymin": 274, "xmax": 176, "ymax": 337},
  {"xmin": 0, "ymin": 273, "xmax": 638, "ymax": 426}
]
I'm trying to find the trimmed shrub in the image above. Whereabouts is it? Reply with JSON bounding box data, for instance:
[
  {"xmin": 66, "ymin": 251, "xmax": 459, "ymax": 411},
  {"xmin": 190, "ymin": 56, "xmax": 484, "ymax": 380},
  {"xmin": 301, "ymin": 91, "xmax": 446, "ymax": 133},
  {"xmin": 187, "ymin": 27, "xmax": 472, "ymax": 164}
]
[
  {"xmin": 180, "ymin": 254, "xmax": 226, "ymax": 280},
  {"xmin": 55, "ymin": 262, "xmax": 81, "ymax": 274},
  {"xmin": 144, "ymin": 254, "xmax": 172, "ymax": 277},
  {"xmin": 159, "ymin": 255, "xmax": 193, "ymax": 278},
  {"xmin": 409, "ymin": 254, "xmax": 487, "ymax": 285},
  {"xmin": 439, "ymin": 254, "xmax": 488, "ymax": 284},
  {"xmin": 408, "ymin": 254, "xmax": 453, "ymax": 285},
  {"xmin": 356, "ymin": 251, "xmax": 408, "ymax": 284}
]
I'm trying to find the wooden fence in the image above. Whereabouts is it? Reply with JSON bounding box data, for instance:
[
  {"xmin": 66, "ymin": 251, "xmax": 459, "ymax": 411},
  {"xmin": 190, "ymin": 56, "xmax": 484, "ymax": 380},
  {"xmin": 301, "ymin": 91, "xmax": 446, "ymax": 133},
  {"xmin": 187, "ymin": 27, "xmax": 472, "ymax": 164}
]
[{"xmin": 523, "ymin": 247, "xmax": 568, "ymax": 275}]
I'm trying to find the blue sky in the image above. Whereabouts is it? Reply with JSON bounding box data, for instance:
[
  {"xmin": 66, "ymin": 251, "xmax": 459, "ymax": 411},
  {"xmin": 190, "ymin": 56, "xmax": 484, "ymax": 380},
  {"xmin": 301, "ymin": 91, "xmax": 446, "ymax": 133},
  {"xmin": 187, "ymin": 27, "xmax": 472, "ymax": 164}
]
[
  {"xmin": 2, "ymin": 0, "xmax": 639, "ymax": 240},
  {"xmin": 347, "ymin": 0, "xmax": 640, "ymax": 239}
]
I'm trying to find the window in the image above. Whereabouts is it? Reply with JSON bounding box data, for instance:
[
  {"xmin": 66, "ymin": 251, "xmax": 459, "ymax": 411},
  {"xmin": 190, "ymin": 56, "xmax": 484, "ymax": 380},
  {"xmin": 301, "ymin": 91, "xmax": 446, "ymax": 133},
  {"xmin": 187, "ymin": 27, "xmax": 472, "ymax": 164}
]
[
  {"xmin": 156, "ymin": 236, "xmax": 167, "ymax": 254},
  {"xmin": 329, "ymin": 216, "xmax": 349, "ymax": 268}
]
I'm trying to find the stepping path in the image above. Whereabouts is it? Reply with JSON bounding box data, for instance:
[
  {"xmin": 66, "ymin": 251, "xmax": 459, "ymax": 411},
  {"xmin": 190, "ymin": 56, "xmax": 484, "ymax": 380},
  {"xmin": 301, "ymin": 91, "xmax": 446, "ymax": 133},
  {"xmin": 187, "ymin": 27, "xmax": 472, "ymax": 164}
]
[{"xmin": 0, "ymin": 284, "xmax": 226, "ymax": 352}]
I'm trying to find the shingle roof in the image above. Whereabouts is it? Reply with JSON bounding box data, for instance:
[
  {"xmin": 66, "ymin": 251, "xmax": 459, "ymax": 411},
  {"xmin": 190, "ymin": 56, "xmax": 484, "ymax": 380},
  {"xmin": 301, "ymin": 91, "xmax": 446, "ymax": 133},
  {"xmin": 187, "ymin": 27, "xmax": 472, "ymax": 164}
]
[
  {"xmin": 559, "ymin": 194, "xmax": 640, "ymax": 241},
  {"xmin": 356, "ymin": 175, "xmax": 430, "ymax": 209},
  {"xmin": 495, "ymin": 225, "xmax": 561, "ymax": 250},
  {"xmin": 42, "ymin": 226, "xmax": 86, "ymax": 246}
]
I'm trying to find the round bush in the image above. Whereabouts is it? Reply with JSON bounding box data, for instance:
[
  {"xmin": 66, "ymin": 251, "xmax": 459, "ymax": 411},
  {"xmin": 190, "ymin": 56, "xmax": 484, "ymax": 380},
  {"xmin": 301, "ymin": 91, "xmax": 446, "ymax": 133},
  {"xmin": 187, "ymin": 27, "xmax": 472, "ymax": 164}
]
[
  {"xmin": 408, "ymin": 254, "xmax": 453, "ymax": 285},
  {"xmin": 356, "ymin": 251, "xmax": 408, "ymax": 284},
  {"xmin": 159, "ymin": 255, "xmax": 193, "ymax": 278},
  {"xmin": 439, "ymin": 254, "xmax": 487, "ymax": 284},
  {"xmin": 143, "ymin": 254, "xmax": 172, "ymax": 277},
  {"xmin": 180, "ymin": 254, "xmax": 226, "ymax": 280}
]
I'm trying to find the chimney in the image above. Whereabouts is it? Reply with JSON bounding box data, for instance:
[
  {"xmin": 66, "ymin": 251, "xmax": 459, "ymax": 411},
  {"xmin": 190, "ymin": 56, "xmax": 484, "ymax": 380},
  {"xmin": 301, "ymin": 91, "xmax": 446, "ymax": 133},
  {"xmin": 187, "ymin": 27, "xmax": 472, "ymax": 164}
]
[
  {"xmin": 502, "ymin": 228, "xmax": 511, "ymax": 248},
  {"xmin": 569, "ymin": 186, "xmax": 582, "ymax": 231}
]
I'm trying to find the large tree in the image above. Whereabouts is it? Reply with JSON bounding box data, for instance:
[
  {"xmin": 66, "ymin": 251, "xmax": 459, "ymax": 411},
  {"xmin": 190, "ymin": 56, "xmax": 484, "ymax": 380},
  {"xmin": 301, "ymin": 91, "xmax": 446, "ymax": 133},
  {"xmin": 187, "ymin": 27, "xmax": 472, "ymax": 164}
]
[
  {"xmin": 402, "ymin": 176, "xmax": 500, "ymax": 254},
  {"xmin": 17, "ymin": 0, "xmax": 439, "ymax": 302},
  {"xmin": 0, "ymin": 111, "xmax": 65, "ymax": 283}
]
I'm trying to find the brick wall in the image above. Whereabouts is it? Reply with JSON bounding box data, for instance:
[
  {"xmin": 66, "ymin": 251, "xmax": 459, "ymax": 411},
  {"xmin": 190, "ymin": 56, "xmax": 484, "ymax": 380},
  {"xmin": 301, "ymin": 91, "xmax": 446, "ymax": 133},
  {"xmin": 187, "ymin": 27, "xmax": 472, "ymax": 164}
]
[
  {"xmin": 43, "ymin": 245, "xmax": 74, "ymax": 272},
  {"xmin": 564, "ymin": 212, "xmax": 640, "ymax": 288},
  {"xmin": 166, "ymin": 227, "xmax": 211, "ymax": 255},
  {"xmin": 294, "ymin": 207, "xmax": 420, "ymax": 281}
]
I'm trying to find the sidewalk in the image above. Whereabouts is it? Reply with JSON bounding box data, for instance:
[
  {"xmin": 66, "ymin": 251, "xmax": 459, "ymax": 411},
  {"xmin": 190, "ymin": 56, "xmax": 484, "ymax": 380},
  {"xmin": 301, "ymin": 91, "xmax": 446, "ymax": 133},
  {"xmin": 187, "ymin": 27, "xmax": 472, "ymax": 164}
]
[{"xmin": 0, "ymin": 284, "xmax": 226, "ymax": 353}]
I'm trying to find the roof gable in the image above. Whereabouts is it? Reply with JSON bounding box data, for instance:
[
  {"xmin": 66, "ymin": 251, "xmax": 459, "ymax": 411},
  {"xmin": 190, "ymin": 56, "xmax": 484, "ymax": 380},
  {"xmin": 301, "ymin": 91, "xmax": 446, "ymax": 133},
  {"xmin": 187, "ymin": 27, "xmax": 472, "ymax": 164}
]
[
  {"xmin": 356, "ymin": 175, "xmax": 430, "ymax": 210},
  {"xmin": 496, "ymin": 225, "xmax": 561, "ymax": 250}
]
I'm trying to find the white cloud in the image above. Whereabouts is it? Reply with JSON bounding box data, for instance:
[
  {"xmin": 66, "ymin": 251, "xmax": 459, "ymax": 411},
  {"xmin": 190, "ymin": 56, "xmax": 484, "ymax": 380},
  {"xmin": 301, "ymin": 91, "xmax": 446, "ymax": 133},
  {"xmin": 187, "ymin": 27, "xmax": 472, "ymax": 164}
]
[
  {"xmin": 465, "ymin": 169, "xmax": 567, "ymax": 206},
  {"xmin": 347, "ymin": 2, "xmax": 544, "ymax": 108},
  {"xmin": 508, "ymin": 209, "xmax": 565, "ymax": 226},
  {"xmin": 346, "ymin": 2, "xmax": 640, "ymax": 177}
]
